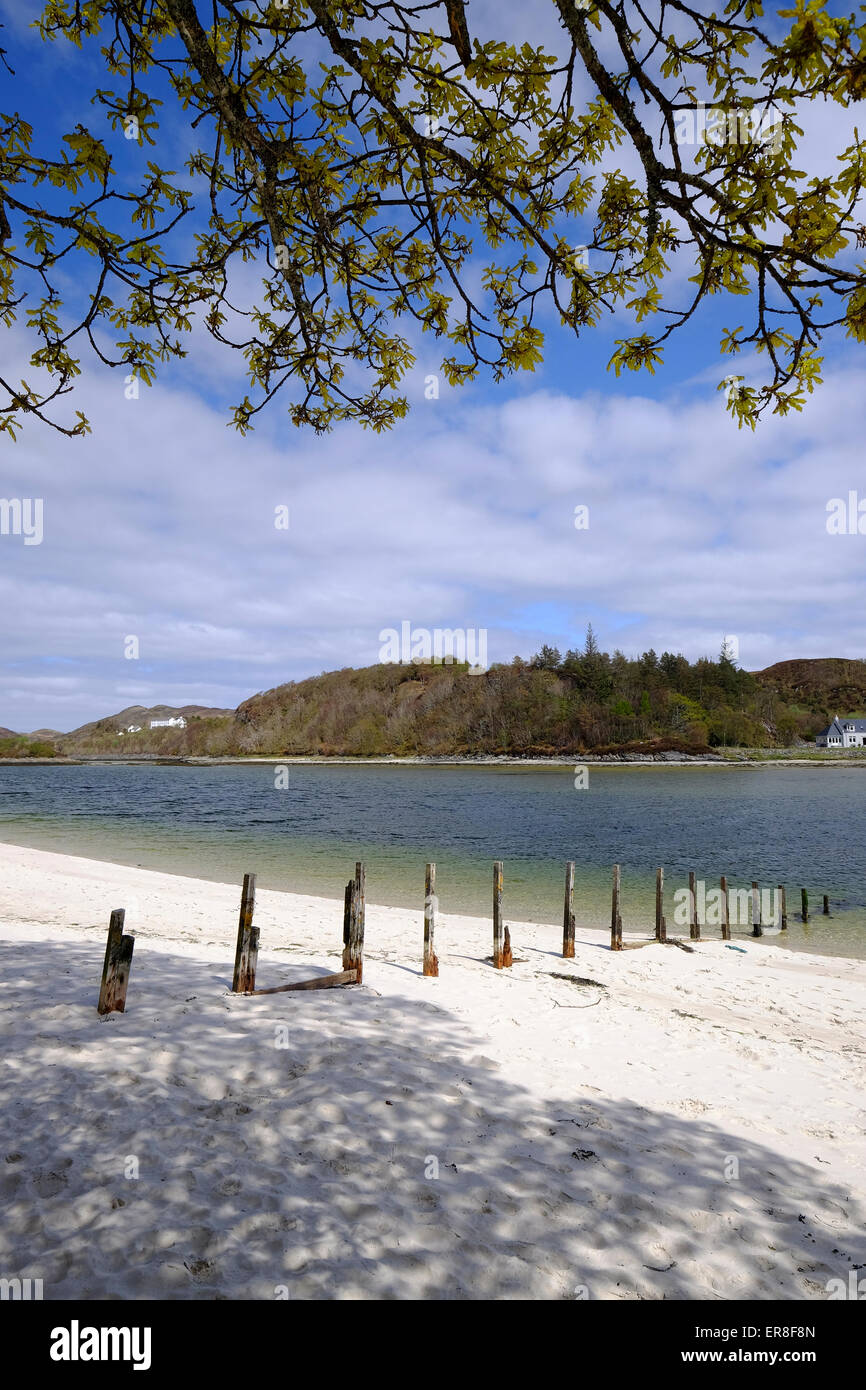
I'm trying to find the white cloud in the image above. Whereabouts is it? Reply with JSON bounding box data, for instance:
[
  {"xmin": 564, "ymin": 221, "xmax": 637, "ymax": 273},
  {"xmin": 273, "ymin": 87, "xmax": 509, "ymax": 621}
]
[{"xmin": 2, "ymin": 337, "xmax": 866, "ymax": 730}]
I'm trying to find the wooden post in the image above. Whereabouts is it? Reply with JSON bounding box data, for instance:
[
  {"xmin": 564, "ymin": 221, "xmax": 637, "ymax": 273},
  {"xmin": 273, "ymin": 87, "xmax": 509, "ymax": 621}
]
[
  {"xmin": 503, "ymin": 925, "xmax": 513, "ymax": 968},
  {"xmin": 780, "ymin": 885, "xmax": 787, "ymax": 931},
  {"xmin": 98, "ymin": 908, "xmax": 123, "ymax": 1012},
  {"xmin": 342, "ymin": 880, "xmax": 355, "ymax": 968},
  {"xmin": 423, "ymin": 863, "xmax": 439, "ymax": 977},
  {"xmin": 252, "ymin": 970, "xmax": 359, "ymax": 995},
  {"xmin": 751, "ymin": 880, "xmax": 762, "ymax": 937},
  {"xmin": 689, "ymin": 871, "xmax": 700, "ymax": 940},
  {"xmin": 355, "ymin": 860, "xmax": 366, "ymax": 942},
  {"xmin": 111, "ymin": 932, "xmax": 135, "ymax": 1013},
  {"xmin": 659, "ymin": 914, "xmax": 667, "ymax": 943},
  {"xmin": 97, "ymin": 908, "xmax": 136, "ymax": 1015},
  {"xmin": 720, "ymin": 875, "xmax": 730, "ymax": 940},
  {"xmin": 343, "ymin": 878, "xmax": 354, "ymax": 951},
  {"xmin": 232, "ymin": 872, "xmax": 259, "ymax": 993},
  {"xmin": 823, "ymin": 894, "xmax": 830, "ymax": 916},
  {"xmin": 610, "ymin": 864, "xmax": 622, "ymax": 951},
  {"xmin": 493, "ymin": 860, "xmax": 505, "ymax": 968},
  {"xmin": 343, "ymin": 862, "xmax": 365, "ymax": 984},
  {"xmin": 801, "ymin": 887, "xmax": 809, "ymax": 922},
  {"xmin": 562, "ymin": 861, "xmax": 576, "ymax": 958},
  {"xmin": 655, "ymin": 867, "xmax": 664, "ymax": 942}
]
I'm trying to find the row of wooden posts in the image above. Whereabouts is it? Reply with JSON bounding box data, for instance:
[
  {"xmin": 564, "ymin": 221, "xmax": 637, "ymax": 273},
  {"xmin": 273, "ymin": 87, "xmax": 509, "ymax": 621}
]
[
  {"xmin": 615, "ymin": 869, "xmax": 826, "ymax": 951},
  {"xmin": 96, "ymin": 859, "xmax": 832, "ymax": 1014},
  {"xmin": 97, "ymin": 862, "xmax": 368, "ymax": 1015}
]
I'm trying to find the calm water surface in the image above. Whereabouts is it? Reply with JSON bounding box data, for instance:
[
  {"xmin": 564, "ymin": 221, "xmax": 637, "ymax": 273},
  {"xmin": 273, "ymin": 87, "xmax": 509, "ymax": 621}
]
[{"xmin": 0, "ymin": 762, "xmax": 864, "ymax": 958}]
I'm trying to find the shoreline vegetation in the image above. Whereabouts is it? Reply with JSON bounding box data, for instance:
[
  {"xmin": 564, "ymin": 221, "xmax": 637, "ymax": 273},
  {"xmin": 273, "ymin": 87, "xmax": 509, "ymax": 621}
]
[{"xmin": 5, "ymin": 750, "xmax": 866, "ymax": 767}]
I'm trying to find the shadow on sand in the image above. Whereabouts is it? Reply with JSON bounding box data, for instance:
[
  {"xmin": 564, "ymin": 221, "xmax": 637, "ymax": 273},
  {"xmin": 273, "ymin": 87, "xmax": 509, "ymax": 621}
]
[{"xmin": 0, "ymin": 937, "xmax": 862, "ymax": 1300}]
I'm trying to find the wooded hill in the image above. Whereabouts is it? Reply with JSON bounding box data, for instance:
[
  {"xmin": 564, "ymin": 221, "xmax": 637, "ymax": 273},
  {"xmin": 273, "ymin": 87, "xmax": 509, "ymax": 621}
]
[{"xmin": 6, "ymin": 646, "xmax": 866, "ymax": 759}]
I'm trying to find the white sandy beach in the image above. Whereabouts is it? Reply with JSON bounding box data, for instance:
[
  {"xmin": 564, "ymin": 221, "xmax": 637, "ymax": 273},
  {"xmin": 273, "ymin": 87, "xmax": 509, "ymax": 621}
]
[{"xmin": 0, "ymin": 840, "xmax": 864, "ymax": 1301}]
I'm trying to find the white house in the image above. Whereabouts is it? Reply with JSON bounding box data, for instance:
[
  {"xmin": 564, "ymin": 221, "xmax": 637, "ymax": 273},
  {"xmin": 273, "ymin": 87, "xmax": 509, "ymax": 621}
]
[
  {"xmin": 116, "ymin": 724, "xmax": 142, "ymax": 736},
  {"xmin": 149, "ymin": 716, "xmax": 187, "ymax": 730},
  {"xmin": 816, "ymin": 715, "xmax": 866, "ymax": 748}
]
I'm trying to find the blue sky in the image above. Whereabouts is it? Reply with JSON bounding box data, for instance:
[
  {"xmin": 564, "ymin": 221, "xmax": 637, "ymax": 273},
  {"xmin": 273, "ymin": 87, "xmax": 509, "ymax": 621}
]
[{"xmin": 2, "ymin": 1, "xmax": 866, "ymax": 731}]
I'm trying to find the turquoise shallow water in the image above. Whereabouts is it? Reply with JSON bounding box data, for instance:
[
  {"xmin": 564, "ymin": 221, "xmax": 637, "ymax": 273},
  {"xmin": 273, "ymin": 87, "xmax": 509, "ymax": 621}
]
[{"xmin": 0, "ymin": 761, "xmax": 864, "ymax": 958}]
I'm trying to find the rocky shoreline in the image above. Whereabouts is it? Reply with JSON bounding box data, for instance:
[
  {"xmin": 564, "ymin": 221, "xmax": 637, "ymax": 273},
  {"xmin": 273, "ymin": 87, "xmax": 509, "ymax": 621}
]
[{"xmin": 5, "ymin": 750, "xmax": 866, "ymax": 767}]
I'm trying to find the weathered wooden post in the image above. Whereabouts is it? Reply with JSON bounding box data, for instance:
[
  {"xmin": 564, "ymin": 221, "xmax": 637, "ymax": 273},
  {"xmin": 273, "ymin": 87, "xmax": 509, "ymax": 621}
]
[
  {"xmin": 343, "ymin": 878, "xmax": 354, "ymax": 952},
  {"xmin": 342, "ymin": 879, "xmax": 355, "ymax": 965},
  {"xmin": 655, "ymin": 867, "xmax": 665, "ymax": 942},
  {"xmin": 610, "ymin": 864, "xmax": 622, "ymax": 951},
  {"xmin": 751, "ymin": 880, "xmax": 762, "ymax": 937},
  {"xmin": 423, "ymin": 863, "xmax": 439, "ymax": 977},
  {"xmin": 801, "ymin": 887, "xmax": 809, "ymax": 922},
  {"xmin": 689, "ymin": 871, "xmax": 700, "ymax": 941},
  {"xmin": 343, "ymin": 862, "xmax": 366, "ymax": 983},
  {"xmin": 779, "ymin": 885, "xmax": 787, "ymax": 931},
  {"xmin": 98, "ymin": 907, "xmax": 123, "ymax": 1011},
  {"xmin": 562, "ymin": 861, "xmax": 576, "ymax": 958},
  {"xmin": 823, "ymin": 894, "xmax": 830, "ymax": 916},
  {"xmin": 493, "ymin": 860, "xmax": 506, "ymax": 968},
  {"xmin": 355, "ymin": 860, "xmax": 366, "ymax": 936},
  {"xmin": 97, "ymin": 907, "xmax": 136, "ymax": 1015},
  {"xmin": 111, "ymin": 932, "xmax": 135, "ymax": 1012},
  {"xmin": 720, "ymin": 875, "xmax": 731, "ymax": 940},
  {"xmin": 232, "ymin": 872, "xmax": 259, "ymax": 993}
]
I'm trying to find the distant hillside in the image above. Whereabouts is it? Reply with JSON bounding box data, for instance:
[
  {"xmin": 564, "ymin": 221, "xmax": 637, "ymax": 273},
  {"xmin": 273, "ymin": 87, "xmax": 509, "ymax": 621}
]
[
  {"xmin": 753, "ymin": 659, "xmax": 866, "ymax": 723},
  {"xmin": 0, "ymin": 732, "xmax": 58, "ymax": 757},
  {"xmin": 227, "ymin": 651, "xmax": 770, "ymax": 756},
  {"xmin": 5, "ymin": 653, "xmax": 866, "ymax": 760},
  {"xmin": 57, "ymin": 704, "xmax": 234, "ymax": 756}
]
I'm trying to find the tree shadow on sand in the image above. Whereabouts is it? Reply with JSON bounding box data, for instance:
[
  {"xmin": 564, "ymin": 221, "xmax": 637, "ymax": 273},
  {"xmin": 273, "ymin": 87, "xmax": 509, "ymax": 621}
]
[{"xmin": 0, "ymin": 938, "xmax": 862, "ymax": 1301}]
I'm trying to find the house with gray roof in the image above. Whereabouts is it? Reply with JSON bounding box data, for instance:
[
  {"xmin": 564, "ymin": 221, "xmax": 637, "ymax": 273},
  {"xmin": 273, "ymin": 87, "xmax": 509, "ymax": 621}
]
[{"xmin": 816, "ymin": 715, "xmax": 866, "ymax": 748}]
